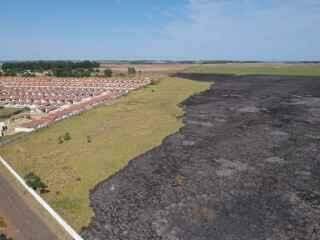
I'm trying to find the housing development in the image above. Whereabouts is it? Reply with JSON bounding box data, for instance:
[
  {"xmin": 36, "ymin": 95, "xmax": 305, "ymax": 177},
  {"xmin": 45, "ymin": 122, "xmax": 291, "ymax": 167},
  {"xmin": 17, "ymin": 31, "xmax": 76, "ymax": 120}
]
[{"xmin": 0, "ymin": 76, "xmax": 150, "ymax": 132}]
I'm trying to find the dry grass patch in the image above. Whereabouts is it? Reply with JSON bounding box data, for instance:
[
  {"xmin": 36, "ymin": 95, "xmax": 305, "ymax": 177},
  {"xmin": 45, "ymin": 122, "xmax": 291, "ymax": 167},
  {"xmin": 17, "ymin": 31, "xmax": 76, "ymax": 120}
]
[
  {"xmin": 186, "ymin": 63, "xmax": 320, "ymax": 76},
  {"xmin": 0, "ymin": 217, "xmax": 6, "ymax": 229}
]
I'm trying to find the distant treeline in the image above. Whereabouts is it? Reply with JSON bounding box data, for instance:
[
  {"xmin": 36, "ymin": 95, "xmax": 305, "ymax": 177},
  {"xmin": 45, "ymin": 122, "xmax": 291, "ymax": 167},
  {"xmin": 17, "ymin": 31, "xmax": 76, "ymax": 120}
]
[
  {"xmin": 99, "ymin": 60, "xmax": 320, "ymax": 65},
  {"xmin": 1, "ymin": 60, "xmax": 100, "ymax": 77},
  {"xmin": 2, "ymin": 60, "xmax": 99, "ymax": 72},
  {"xmin": 99, "ymin": 60, "xmax": 265, "ymax": 65},
  {"xmin": 200, "ymin": 60, "xmax": 263, "ymax": 64}
]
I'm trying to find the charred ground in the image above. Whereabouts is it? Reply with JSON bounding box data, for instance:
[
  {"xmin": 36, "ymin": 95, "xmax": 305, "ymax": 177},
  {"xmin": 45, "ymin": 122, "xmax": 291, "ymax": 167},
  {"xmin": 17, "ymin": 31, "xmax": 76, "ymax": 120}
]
[{"xmin": 82, "ymin": 73, "xmax": 320, "ymax": 240}]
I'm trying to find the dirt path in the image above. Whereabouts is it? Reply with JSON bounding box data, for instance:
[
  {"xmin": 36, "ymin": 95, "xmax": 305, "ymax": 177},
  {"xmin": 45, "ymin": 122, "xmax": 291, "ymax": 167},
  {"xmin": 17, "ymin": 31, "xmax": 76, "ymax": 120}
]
[
  {"xmin": 82, "ymin": 74, "xmax": 320, "ymax": 240},
  {"xmin": 0, "ymin": 173, "xmax": 58, "ymax": 240}
]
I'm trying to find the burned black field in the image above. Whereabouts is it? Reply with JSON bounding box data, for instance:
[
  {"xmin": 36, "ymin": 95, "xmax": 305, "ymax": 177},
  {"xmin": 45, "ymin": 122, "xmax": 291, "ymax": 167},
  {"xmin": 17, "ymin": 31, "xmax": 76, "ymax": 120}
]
[{"xmin": 82, "ymin": 74, "xmax": 320, "ymax": 240}]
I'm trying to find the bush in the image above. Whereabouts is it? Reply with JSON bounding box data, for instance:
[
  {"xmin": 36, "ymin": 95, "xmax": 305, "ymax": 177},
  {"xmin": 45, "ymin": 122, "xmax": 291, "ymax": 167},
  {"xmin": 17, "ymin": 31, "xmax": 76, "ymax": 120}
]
[
  {"xmin": 150, "ymin": 79, "xmax": 160, "ymax": 85},
  {"xmin": 3, "ymin": 70, "xmax": 17, "ymax": 76},
  {"xmin": 128, "ymin": 67, "xmax": 136, "ymax": 75},
  {"xmin": 104, "ymin": 68, "xmax": 112, "ymax": 77},
  {"xmin": 87, "ymin": 136, "xmax": 92, "ymax": 143},
  {"xmin": 24, "ymin": 172, "xmax": 48, "ymax": 193},
  {"xmin": 57, "ymin": 132, "xmax": 71, "ymax": 143},
  {"xmin": 58, "ymin": 136, "xmax": 64, "ymax": 144},
  {"xmin": 63, "ymin": 132, "xmax": 71, "ymax": 141}
]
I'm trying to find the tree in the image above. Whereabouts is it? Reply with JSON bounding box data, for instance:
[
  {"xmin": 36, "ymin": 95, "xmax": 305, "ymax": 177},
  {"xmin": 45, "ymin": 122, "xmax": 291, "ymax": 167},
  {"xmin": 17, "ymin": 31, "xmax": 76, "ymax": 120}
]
[
  {"xmin": 104, "ymin": 68, "xmax": 112, "ymax": 77},
  {"xmin": 24, "ymin": 172, "xmax": 48, "ymax": 193},
  {"xmin": 1, "ymin": 61, "xmax": 100, "ymax": 77},
  {"xmin": 3, "ymin": 70, "xmax": 17, "ymax": 76},
  {"xmin": 128, "ymin": 67, "xmax": 136, "ymax": 75}
]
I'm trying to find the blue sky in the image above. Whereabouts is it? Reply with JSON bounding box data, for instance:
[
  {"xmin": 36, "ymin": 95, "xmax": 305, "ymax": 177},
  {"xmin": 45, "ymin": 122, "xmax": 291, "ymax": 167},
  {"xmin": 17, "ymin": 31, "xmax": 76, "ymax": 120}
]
[{"xmin": 1, "ymin": 0, "xmax": 319, "ymax": 60}]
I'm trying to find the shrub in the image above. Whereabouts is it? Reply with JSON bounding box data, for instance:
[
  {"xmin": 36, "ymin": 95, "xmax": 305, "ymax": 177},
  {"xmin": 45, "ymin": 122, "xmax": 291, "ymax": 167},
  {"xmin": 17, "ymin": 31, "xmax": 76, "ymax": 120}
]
[
  {"xmin": 3, "ymin": 70, "xmax": 17, "ymax": 76},
  {"xmin": 63, "ymin": 132, "xmax": 71, "ymax": 141},
  {"xmin": 150, "ymin": 79, "xmax": 160, "ymax": 85},
  {"xmin": 87, "ymin": 136, "xmax": 92, "ymax": 143},
  {"xmin": 58, "ymin": 136, "xmax": 64, "ymax": 144},
  {"xmin": 128, "ymin": 67, "xmax": 136, "ymax": 75},
  {"xmin": 24, "ymin": 172, "xmax": 48, "ymax": 193},
  {"xmin": 104, "ymin": 68, "xmax": 112, "ymax": 77}
]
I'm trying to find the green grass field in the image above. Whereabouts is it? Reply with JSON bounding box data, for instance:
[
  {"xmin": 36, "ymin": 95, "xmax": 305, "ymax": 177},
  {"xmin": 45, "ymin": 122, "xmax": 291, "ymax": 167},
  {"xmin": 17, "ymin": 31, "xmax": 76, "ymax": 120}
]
[
  {"xmin": 0, "ymin": 77, "xmax": 210, "ymax": 231},
  {"xmin": 186, "ymin": 63, "xmax": 320, "ymax": 76}
]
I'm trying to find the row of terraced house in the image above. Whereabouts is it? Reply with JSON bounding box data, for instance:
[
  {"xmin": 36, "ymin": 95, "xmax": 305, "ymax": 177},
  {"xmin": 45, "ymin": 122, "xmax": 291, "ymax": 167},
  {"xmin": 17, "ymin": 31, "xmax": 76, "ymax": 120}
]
[{"xmin": 0, "ymin": 77, "xmax": 151, "ymax": 132}]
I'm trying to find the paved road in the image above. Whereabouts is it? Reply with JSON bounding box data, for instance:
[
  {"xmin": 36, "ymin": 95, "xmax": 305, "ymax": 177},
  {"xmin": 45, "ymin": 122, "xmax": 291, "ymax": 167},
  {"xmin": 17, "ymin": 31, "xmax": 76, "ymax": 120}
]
[{"xmin": 0, "ymin": 173, "xmax": 58, "ymax": 240}]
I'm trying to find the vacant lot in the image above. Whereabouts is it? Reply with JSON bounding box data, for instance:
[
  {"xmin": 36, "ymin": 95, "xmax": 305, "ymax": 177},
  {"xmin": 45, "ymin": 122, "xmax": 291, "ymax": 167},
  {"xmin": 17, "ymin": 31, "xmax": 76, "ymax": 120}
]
[
  {"xmin": 186, "ymin": 63, "xmax": 320, "ymax": 76},
  {"xmin": 82, "ymin": 73, "xmax": 320, "ymax": 240},
  {"xmin": 0, "ymin": 77, "xmax": 210, "ymax": 230},
  {"xmin": 101, "ymin": 63, "xmax": 194, "ymax": 74},
  {"xmin": 0, "ymin": 107, "xmax": 27, "ymax": 121}
]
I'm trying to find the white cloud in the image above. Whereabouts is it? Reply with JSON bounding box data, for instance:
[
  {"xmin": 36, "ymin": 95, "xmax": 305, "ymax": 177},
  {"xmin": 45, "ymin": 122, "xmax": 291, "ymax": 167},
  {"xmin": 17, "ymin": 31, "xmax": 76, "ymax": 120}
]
[{"xmin": 147, "ymin": 0, "xmax": 320, "ymax": 60}]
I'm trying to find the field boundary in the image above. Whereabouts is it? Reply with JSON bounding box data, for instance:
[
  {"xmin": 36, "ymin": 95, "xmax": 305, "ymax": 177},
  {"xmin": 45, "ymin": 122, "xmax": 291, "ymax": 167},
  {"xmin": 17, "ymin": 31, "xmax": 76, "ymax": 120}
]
[{"xmin": 0, "ymin": 155, "xmax": 83, "ymax": 240}]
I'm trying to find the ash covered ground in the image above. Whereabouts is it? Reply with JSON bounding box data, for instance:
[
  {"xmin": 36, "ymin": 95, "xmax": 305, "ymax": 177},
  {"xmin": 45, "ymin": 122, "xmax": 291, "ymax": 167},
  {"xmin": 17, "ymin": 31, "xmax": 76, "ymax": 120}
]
[{"xmin": 82, "ymin": 74, "xmax": 320, "ymax": 240}]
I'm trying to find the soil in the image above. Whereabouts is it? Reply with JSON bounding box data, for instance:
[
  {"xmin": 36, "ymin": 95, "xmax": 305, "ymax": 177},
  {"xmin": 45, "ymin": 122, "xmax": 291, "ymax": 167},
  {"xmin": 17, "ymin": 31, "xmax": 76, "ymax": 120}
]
[{"xmin": 82, "ymin": 74, "xmax": 320, "ymax": 240}]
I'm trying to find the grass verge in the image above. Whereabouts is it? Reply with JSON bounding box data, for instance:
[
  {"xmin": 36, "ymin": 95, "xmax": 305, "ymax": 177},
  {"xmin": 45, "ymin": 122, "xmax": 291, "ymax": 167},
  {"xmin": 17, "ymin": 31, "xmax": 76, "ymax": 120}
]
[
  {"xmin": 0, "ymin": 164, "xmax": 72, "ymax": 239},
  {"xmin": 185, "ymin": 63, "xmax": 320, "ymax": 76},
  {"xmin": 0, "ymin": 77, "xmax": 210, "ymax": 231},
  {"xmin": 0, "ymin": 107, "xmax": 28, "ymax": 121}
]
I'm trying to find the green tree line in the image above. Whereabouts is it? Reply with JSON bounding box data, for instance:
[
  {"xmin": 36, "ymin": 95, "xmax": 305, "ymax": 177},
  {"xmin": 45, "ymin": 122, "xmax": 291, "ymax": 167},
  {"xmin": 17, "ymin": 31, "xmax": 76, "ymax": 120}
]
[{"xmin": 1, "ymin": 61, "xmax": 100, "ymax": 77}]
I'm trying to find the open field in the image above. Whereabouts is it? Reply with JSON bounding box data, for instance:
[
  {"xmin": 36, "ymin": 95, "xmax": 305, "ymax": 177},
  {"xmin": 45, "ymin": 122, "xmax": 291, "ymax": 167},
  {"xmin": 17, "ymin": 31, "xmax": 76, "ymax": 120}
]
[
  {"xmin": 83, "ymin": 73, "xmax": 320, "ymax": 240},
  {"xmin": 186, "ymin": 63, "xmax": 320, "ymax": 76},
  {"xmin": 0, "ymin": 77, "xmax": 210, "ymax": 231},
  {"xmin": 0, "ymin": 107, "xmax": 26, "ymax": 121},
  {"xmin": 100, "ymin": 63, "xmax": 194, "ymax": 74}
]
